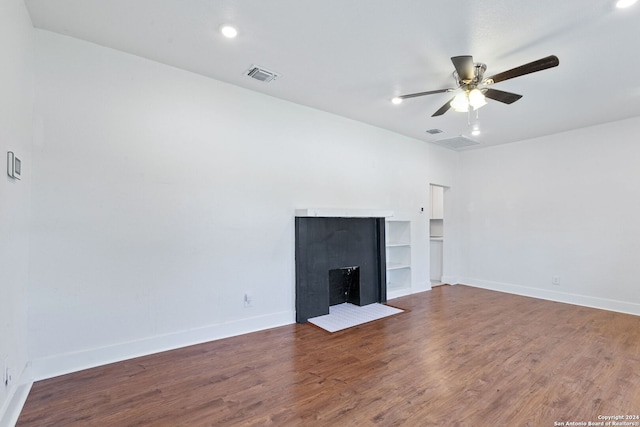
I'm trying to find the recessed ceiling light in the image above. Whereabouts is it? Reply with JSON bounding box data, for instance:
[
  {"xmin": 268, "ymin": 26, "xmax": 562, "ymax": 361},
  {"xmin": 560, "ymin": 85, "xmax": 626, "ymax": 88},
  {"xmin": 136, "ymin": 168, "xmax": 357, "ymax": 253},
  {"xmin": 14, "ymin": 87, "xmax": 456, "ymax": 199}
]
[
  {"xmin": 221, "ymin": 25, "xmax": 238, "ymax": 38},
  {"xmin": 391, "ymin": 97, "xmax": 403, "ymax": 105},
  {"xmin": 616, "ymin": 0, "xmax": 637, "ymax": 8}
]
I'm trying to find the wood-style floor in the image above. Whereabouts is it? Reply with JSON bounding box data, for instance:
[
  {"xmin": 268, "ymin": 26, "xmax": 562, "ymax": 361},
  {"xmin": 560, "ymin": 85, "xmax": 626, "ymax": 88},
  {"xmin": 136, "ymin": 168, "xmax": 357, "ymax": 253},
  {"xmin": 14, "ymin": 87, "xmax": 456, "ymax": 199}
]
[{"xmin": 17, "ymin": 285, "xmax": 640, "ymax": 426}]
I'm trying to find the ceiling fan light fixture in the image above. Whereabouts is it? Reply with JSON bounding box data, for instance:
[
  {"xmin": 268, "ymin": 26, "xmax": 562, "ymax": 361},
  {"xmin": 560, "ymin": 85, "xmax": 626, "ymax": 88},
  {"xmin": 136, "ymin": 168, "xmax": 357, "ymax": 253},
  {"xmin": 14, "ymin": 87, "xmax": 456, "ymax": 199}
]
[
  {"xmin": 450, "ymin": 92, "xmax": 469, "ymax": 112},
  {"xmin": 468, "ymin": 89, "xmax": 487, "ymax": 109},
  {"xmin": 394, "ymin": 54, "xmax": 558, "ymax": 116},
  {"xmin": 616, "ymin": 0, "xmax": 637, "ymax": 8}
]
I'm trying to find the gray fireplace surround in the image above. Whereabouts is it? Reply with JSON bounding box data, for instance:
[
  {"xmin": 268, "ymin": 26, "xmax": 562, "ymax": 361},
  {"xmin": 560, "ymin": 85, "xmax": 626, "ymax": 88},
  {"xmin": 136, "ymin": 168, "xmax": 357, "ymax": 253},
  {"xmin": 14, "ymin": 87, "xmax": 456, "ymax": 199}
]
[{"xmin": 294, "ymin": 209, "xmax": 390, "ymax": 323}]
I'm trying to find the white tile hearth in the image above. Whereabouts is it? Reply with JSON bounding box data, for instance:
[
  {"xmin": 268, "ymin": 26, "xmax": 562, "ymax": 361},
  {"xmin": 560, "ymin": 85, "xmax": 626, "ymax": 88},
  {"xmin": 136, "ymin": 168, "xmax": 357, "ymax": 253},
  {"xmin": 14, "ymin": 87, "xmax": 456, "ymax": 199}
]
[{"xmin": 308, "ymin": 303, "xmax": 404, "ymax": 333}]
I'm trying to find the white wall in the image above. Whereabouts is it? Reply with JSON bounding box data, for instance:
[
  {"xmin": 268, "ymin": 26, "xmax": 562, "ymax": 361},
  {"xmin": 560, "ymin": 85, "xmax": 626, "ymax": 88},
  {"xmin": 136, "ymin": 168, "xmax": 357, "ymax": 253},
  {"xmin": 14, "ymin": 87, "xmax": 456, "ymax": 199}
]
[
  {"xmin": 28, "ymin": 30, "xmax": 459, "ymax": 379},
  {"xmin": 0, "ymin": 0, "xmax": 34, "ymax": 424},
  {"xmin": 459, "ymin": 116, "xmax": 640, "ymax": 314}
]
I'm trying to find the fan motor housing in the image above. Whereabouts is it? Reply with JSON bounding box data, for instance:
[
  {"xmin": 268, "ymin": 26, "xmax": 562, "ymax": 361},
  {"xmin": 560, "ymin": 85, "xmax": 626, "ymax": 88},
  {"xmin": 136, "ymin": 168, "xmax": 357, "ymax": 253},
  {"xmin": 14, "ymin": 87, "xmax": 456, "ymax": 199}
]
[{"xmin": 455, "ymin": 62, "xmax": 487, "ymax": 88}]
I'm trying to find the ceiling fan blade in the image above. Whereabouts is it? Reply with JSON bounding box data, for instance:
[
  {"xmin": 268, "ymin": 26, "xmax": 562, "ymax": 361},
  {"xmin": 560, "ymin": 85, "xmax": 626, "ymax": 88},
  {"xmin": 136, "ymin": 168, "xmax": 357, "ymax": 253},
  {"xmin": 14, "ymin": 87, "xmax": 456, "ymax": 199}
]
[
  {"xmin": 484, "ymin": 55, "xmax": 559, "ymax": 85},
  {"xmin": 398, "ymin": 88, "xmax": 454, "ymax": 99},
  {"xmin": 431, "ymin": 97, "xmax": 455, "ymax": 117},
  {"xmin": 451, "ymin": 55, "xmax": 475, "ymax": 82},
  {"xmin": 483, "ymin": 88, "xmax": 523, "ymax": 104}
]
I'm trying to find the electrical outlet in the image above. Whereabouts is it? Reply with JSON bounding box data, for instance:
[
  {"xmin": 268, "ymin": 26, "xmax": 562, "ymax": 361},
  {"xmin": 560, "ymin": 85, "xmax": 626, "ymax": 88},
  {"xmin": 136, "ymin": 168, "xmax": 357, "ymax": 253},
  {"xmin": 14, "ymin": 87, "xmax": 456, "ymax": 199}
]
[
  {"xmin": 244, "ymin": 293, "xmax": 253, "ymax": 308},
  {"xmin": 552, "ymin": 276, "xmax": 561, "ymax": 285}
]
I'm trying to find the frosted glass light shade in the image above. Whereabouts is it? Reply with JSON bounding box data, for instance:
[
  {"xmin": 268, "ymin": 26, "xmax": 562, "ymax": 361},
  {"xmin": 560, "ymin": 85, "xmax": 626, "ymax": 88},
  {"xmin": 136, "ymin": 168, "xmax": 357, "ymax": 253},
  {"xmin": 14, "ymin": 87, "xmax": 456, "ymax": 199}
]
[
  {"xmin": 450, "ymin": 92, "xmax": 469, "ymax": 112},
  {"xmin": 468, "ymin": 89, "xmax": 487, "ymax": 109}
]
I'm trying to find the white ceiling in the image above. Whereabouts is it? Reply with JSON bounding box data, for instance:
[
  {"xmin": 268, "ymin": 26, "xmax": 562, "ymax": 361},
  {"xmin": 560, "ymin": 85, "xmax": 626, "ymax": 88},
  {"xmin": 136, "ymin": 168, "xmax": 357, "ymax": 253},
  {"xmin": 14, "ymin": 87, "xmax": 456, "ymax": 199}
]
[{"xmin": 24, "ymin": 0, "xmax": 640, "ymax": 150}]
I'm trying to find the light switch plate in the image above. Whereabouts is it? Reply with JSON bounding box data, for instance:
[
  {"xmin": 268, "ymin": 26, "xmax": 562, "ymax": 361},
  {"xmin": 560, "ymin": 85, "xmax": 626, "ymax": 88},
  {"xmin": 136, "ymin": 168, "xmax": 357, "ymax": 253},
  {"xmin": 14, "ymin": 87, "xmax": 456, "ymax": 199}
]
[
  {"xmin": 7, "ymin": 151, "xmax": 14, "ymax": 178},
  {"xmin": 7, "ymin": 151, "xmax": 21, "ymax": 180}
]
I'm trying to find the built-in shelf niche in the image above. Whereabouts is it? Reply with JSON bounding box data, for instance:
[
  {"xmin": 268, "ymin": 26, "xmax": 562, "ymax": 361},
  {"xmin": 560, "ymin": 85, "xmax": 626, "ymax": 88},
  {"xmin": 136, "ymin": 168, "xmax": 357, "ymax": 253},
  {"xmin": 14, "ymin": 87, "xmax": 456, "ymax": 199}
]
[{"xmin": 385, "ymin": 219, "xmax": 411, "ymax": 298}]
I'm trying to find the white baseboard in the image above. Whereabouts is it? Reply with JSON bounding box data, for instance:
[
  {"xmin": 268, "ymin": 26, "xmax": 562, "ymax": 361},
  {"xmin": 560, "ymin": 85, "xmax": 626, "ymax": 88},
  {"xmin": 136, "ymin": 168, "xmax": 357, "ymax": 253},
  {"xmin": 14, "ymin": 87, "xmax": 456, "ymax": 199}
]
[
  {"xmin": 441, "ymin": 275, "xmax": 459, "ymax": 285},
  {"xmin": 388, "ymin": 287, "xmax": 432, "ymax": 302},
  {"xmin": 387, "ymin": 287, "xmax": 412, "ymax": 300},
  {"xmin": 461, "ymin": 278, "xmax": 640, "ymax": 316},
  {"xmin": 412, "ymin": 280, "xmax": 431, "ymax": 293},
  {"xmin": 30, "ymin": 310, "xmax": 294, "ymax": 382},
  {"xmin": 0, "ymin": 364, "xmax": 33, "ymax": 427}
]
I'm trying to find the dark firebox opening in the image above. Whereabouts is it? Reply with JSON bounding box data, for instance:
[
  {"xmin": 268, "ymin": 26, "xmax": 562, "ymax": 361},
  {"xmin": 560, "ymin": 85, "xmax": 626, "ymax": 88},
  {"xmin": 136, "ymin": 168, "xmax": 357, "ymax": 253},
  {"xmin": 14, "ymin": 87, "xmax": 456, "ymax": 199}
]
[{"xmin": 329, "ymin": 266, "xmax": 360, "ymax": 306}]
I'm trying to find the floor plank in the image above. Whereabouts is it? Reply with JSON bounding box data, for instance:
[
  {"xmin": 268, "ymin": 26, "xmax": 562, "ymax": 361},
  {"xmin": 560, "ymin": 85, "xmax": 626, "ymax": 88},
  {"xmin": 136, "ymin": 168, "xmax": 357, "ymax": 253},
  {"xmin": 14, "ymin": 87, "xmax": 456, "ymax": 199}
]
[{"xmin": 17, "ymin": 285, "xmax": 640, "ymax": 426}]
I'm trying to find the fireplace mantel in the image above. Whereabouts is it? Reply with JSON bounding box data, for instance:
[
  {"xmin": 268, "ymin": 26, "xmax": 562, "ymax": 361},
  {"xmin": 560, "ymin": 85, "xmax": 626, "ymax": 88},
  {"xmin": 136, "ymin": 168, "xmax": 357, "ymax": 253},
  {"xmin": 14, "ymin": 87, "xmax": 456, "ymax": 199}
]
[{"xmin": 295, "ymin": 208, "xmax": 394, "ymax": 218}]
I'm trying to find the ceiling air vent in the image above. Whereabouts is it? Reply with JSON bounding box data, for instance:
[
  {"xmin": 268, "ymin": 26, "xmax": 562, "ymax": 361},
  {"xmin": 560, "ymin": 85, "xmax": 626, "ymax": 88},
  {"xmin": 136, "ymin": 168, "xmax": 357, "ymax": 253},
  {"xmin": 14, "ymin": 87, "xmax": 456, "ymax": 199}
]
[
  {"xmin": 246, "ymin": 65, "xmax": 280, "ymax": 83},
  {"xmin": 426, "ymin": 128, "xmax": 443, "ymax": 135},
  {"xmin": 431, "ymin": 135, "xmax": 480, "ymax": 150}
]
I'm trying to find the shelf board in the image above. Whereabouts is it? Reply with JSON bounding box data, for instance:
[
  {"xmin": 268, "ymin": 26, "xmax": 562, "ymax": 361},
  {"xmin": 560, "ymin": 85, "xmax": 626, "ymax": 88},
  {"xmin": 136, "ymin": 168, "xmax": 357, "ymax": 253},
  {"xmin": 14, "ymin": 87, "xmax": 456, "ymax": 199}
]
[
  {"xmin": 386, "ymin": 243, "xmax": 410, "ymax": 248},
  {"xmin": 386, "ymin": 263, "xmax": 411, "ymax": 271}
]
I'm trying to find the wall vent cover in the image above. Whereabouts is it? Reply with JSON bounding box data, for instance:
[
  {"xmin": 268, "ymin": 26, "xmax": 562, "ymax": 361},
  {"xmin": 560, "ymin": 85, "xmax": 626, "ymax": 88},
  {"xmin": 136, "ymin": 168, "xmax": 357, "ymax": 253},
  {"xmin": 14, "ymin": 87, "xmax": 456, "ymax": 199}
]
[
  {"xmin": 431, "ymin": 135, "xmax": 480, "ymax": 150},
  {"xmin": 246, "ymin": 65, "xmax": 280, "ymax": 83}
]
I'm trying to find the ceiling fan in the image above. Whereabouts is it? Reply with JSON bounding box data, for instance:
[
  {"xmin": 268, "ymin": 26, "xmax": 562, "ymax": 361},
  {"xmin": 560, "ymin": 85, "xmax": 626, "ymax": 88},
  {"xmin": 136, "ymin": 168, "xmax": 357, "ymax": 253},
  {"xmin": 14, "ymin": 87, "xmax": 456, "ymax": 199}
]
[{"xmin": 393, "ymin": 55, "xmax": 559, "ymax": 117}]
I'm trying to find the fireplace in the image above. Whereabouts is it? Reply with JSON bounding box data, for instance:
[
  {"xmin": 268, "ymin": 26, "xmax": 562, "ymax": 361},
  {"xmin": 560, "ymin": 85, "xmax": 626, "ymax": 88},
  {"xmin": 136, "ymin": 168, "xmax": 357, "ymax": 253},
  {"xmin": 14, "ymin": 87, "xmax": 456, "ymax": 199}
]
[{"xmin": 295, "ymin": 214, "xmax": 387, "ymax": 323}]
